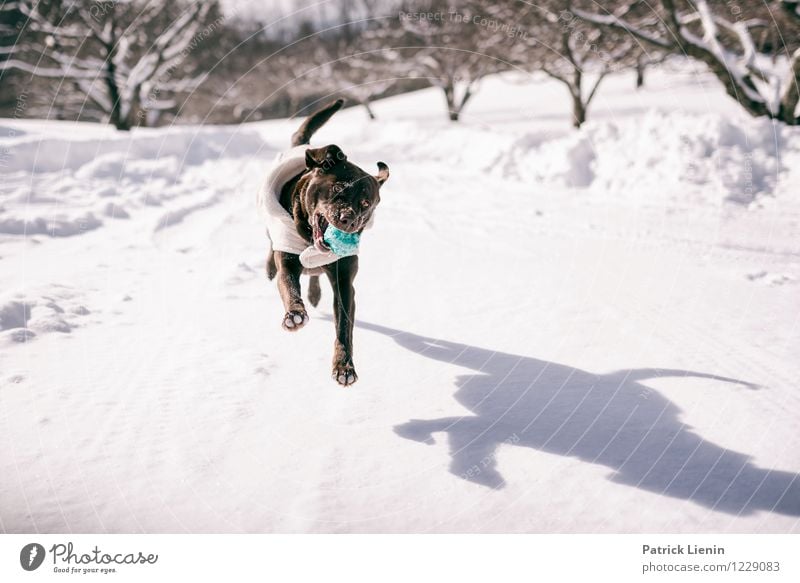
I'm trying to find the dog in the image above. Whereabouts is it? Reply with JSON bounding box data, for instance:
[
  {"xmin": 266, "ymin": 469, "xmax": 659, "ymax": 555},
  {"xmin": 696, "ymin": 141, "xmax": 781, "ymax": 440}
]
[{"xmin": 263, "ymin": 99, "xmax": 389, "ymax": 386}]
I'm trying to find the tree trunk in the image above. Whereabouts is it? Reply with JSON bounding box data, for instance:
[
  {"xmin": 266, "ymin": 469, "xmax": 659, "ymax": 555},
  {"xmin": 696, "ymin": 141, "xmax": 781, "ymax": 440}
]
[
  {"xmin": 104, "ymin": 54, "xmax": 130, "ymax": 131},
  {"xmin": 442, "ymin": 82, "xmax": 473, "ymax": 122},
  {"xmin": 636, "ymin": 59, "xmax": 645, "ymax": 89},
  {"xmin": 442, "ymin": 84, "xmax": 458, "ymax": 121},
  {"xmin": 572, "ymin": 69, "xmax": 586, "ymax": 129},
  {"xmin": 457, "ymin": 85, "xmax": 473, "ymax": 120},
  {"xmin": 361, "ymin": 100, "xmax": 376, "ymax": 120},
  {"xmin": 125, "ymin": 93, "xmax": 145, "ymax": 130},
  {"xmin": 778, "ymin": 48, "xmax": 800, "ymax": 125},
  {"xmin": 572, "ymin": 93, "xmax": 586, "ymax": 129}
]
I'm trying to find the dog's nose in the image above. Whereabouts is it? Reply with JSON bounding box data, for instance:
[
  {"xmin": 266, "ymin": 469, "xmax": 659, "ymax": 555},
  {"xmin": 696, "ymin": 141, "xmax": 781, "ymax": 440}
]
[{"xmin": 338, "ymin": 209, "xmax": 355, "ymax": 228}]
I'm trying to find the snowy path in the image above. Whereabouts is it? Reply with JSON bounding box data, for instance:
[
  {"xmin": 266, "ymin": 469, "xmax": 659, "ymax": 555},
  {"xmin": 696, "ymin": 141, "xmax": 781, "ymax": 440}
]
[{"xmin": 1, "ymin": 71, "xmax": 799, "ymax": 533}]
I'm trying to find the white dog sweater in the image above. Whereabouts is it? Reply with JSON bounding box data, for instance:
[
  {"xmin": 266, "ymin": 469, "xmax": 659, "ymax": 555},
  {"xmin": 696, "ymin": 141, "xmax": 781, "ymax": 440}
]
[{"xmin": 257, "ymin": 146, "xmax": 341, "ymax": 269}]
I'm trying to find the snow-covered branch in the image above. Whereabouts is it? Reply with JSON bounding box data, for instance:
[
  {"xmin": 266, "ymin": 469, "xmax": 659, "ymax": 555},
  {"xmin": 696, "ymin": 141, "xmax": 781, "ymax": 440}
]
[
  {"xmin": 574, "ymin": 0, "xmax": 800, "ymax": 124},
  {"xmin": 3, "ymin": 0, "xmax": 220, "ymax": 130}
]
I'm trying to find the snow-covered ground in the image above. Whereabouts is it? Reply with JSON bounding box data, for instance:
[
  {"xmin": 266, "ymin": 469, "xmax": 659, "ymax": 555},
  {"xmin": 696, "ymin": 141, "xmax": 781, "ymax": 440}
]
[{"xmin": 1, "ymin": 66, "xmax": 799, "ymax": 533}]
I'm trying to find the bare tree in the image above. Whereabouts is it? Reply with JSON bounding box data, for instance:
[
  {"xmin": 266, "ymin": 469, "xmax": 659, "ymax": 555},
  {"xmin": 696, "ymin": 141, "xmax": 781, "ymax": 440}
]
[
  {"xmin": 634, "ymin": 50, "xmax": 664, "ymax": 89},
  {"xmin": 573, "ymin": 0, "xmax": 800, "ymax": 125},
  {"xmin": 520, "ymin": 2, "xmax": 637, "ymax": 128},
  {"xmin": 383, "ymin": 0, "xmax": 511, "ymax": 121},
  {"xmin": 300, "ymin": 25, "xmax": 397, "ymax": 120},
  {"xmin": 305, "ymin": 48, "xmax": 396, "ymax": 119},
  {"xmin": 1, "ymin": 0, "xmax": 220, "ymax": 130}
]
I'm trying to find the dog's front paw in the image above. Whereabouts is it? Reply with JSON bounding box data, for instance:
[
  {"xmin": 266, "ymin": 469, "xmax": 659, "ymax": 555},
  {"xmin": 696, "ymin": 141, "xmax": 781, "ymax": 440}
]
[
  {"xmin": 332, "ymin": 361, "xmax": 358, "ymax": 386},
  {"xmin": 282, "ymin": 309, "xmax": 308, "ymax": 331}
]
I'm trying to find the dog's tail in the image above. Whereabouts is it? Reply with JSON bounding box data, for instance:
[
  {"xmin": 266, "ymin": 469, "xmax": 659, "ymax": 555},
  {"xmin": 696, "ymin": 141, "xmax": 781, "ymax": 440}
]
[{"xmin": 291, "ymin": 99, "xmax": 344, "ymax": 147}]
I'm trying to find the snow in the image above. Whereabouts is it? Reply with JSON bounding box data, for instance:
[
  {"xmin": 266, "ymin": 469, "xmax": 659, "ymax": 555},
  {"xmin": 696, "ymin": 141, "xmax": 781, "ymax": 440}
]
[{"xmin": 1, "ymin": 67, "xmax": 799, "ymax": 533}]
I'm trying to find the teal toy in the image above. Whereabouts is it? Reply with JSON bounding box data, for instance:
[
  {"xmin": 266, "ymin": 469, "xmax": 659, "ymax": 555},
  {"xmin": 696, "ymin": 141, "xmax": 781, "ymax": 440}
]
[{"xmin": 323, "ymin": 224, "xmax": 360, "ymax": 256}]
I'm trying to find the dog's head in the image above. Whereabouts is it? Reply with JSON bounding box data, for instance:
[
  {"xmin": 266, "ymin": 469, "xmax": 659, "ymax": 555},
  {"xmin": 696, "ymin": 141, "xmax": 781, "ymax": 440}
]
[{"xmin": 302, "ymin": 144, "xmax": 389, "ymax": 252}]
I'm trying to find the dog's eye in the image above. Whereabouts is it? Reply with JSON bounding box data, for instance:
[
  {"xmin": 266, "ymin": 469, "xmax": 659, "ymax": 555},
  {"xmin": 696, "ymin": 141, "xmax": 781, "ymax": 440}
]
[{"xmin": 361, "ymin": 199, "xmax": 371, "ymax": 209}]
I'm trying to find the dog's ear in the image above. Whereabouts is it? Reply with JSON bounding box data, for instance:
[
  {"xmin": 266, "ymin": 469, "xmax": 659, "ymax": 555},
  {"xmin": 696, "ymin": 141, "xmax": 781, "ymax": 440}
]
[
  {"xmin": 375, "ymin": 162, "xmax": 389, "ymax": 186},
  {"xmin": 305, "ymin": 145, "xmax": 346, "ymax": 171}
]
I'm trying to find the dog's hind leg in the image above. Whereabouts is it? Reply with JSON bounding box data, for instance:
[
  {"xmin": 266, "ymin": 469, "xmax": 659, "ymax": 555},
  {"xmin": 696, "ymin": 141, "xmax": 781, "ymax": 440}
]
[
  {"xmin": 307, "ymin": 275, "xmax": 321, "ymax": 307},
  {"xmin": 266, "ymin": 248, "xmax": 277, "ymax": 280}
]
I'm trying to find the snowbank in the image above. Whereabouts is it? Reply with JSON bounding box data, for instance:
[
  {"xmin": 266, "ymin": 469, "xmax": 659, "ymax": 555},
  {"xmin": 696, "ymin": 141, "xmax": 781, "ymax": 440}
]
[{"xmin": 0, "ymin": 125, "xmax": 268, "ymax": 237}]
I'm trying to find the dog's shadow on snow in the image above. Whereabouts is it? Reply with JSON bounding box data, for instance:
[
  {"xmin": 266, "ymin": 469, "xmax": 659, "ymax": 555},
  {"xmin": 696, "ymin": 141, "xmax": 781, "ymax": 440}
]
[{"xmin": 358, "ymin": 320, "xmax": 800, "ymax": 517}]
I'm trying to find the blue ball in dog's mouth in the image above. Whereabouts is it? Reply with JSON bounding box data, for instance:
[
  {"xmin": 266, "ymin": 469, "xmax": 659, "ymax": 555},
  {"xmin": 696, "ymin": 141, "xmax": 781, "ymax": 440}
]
[{"xmin": 323, "ymin": 224, "xmax": 360, "ymax": 256}]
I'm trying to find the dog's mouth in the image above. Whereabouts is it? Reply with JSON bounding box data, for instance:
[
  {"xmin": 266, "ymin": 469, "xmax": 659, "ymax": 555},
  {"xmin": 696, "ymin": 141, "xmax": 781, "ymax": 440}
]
[{"xmin": 312, "ymin": 213, "xmax": 330, "ymax": 252}]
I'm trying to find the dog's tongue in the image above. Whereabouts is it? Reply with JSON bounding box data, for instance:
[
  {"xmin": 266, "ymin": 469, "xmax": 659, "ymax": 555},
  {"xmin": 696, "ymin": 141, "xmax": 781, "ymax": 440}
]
[
  {"xmin": 313, "ymin": 215, "xmax": 330, "ymax": 252},
  {"xmin": 314, "ymin": 236, "xmax": 330, "ymax": 252}
]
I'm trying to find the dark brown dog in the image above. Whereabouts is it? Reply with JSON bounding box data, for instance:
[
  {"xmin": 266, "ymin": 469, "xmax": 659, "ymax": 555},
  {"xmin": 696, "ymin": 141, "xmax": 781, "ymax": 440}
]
[{"xmin": 266, "ymin": 99, "xmax": 389, "ymax": 386}]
